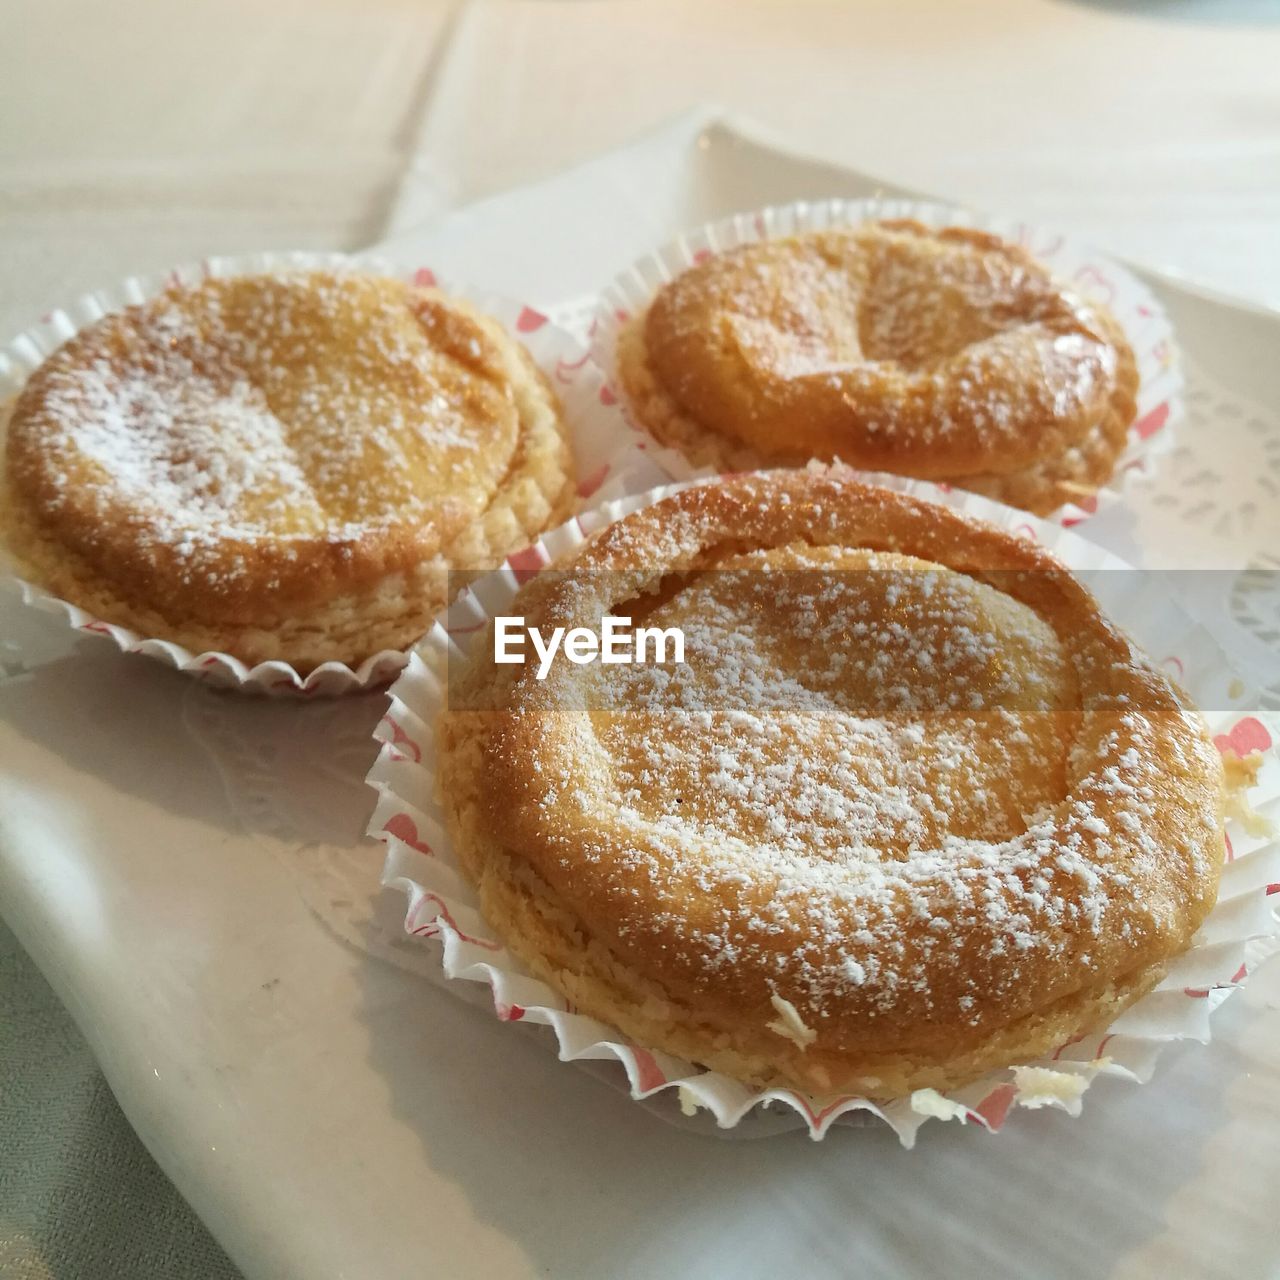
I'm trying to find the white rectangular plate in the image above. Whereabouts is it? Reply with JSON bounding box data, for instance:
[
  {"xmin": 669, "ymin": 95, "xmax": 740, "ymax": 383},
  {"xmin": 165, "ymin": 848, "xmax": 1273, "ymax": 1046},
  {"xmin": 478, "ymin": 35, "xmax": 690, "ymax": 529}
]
[{"xmin": 3, "ymin": 113, "xmax": 1280, "ymax": 1280}]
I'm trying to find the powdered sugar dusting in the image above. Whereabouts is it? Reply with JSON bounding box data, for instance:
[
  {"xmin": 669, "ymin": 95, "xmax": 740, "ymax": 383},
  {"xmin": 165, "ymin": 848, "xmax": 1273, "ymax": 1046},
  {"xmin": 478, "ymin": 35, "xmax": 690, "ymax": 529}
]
[
  {"xmin": 506, "ymin": 517, "xmax": 1219, "ymax": 1029},
  {"xmin": 11, "ymin": 270, "xmax": 519, "ymax": 592},
  {"xmin": 648, "ymin": 223, "xmax": 1119, "ymax": 456}
]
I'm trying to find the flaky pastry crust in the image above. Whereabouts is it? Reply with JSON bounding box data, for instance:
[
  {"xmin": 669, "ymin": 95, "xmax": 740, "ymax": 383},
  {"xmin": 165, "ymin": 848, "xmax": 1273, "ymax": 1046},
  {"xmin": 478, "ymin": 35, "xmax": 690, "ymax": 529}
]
[
  {"xmin": 618, "ymin": 221, "xmax": 1139, "ymax": 516},
  {"xmin": 440, "ymin": 471, "xmax": 1225, "ymax": 1097},
  {"xmin": 2, "ymin": 272, "xmax": 574, "ymax": 670}
]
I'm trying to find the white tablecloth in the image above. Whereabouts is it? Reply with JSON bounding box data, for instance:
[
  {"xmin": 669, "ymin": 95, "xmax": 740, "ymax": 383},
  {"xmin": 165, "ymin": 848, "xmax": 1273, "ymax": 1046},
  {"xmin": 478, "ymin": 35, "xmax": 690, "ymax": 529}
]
[
  {"xmin": 3, "ymin": 1, "xmax": 1279, "ymax": 1275},
  {"xmin": 400, "ymin": 0, "xmax": 1280, "ymax": 306}
]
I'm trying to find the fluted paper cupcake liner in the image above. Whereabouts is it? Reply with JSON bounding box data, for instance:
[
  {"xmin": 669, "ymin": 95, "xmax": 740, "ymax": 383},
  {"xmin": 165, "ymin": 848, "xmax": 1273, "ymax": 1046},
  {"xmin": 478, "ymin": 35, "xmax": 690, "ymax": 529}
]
[
  {"xmin": 0, "ymin": 252, "xmax": 699, "ymax": 696},
  {"xmin": 366, "ymin": 468, "xmax": 1279, "ymax": 1144},
  {"xmin": 592, "ymin": 199, "xmax": 1182, "ymax": 528}
]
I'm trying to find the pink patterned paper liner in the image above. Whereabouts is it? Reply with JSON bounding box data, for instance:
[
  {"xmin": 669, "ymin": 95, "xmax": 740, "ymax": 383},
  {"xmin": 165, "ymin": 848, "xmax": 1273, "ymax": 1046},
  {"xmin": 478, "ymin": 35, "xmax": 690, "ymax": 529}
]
[
  {"xmin": 0, "ymin": 251, "xmax": 701, "ymax": 697},
  {"xmin": 367, "ymin": 470, "xmax": 1280, "ymax": 1144},
  {"xmin": 591, "ymin": 199, "xmax": 1183, "ymax": 529}
]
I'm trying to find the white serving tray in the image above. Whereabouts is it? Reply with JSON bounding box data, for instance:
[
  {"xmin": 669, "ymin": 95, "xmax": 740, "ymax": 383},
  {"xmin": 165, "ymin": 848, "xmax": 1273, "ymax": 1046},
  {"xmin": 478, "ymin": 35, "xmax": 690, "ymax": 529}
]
[{"xmin": 3, "ymin": 114, "xmax": 1279, "ymax": 1280}]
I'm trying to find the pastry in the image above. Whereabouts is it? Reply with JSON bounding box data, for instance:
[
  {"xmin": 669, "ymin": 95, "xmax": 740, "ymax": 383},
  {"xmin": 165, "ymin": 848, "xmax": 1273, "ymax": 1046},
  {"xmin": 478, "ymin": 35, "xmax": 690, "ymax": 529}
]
[
  {"xmin": 1, "ymin": 270, "xmax": 574, "ymax": 670},
  {"xmin": 616, "ymin": 220, "xmax": 1139, "ymax": 515},
  {"xmin": 439, "ymin": 471, "xmax": 1226, "ymax": 1098}
]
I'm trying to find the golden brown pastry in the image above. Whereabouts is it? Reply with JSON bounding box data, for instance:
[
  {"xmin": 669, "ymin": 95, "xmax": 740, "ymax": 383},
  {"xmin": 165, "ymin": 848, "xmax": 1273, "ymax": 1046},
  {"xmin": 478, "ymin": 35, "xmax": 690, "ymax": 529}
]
[
  {"xmin": 440, "ymin": 471, "xmax": 1225, "ymax": 1098},
  {"xmin": 617, "ymin": 221, "xmax": 1139, "ymax": 516},
  {"xmin": 1, "ymin": 271, "xmax": 574, "ymax": 670}
]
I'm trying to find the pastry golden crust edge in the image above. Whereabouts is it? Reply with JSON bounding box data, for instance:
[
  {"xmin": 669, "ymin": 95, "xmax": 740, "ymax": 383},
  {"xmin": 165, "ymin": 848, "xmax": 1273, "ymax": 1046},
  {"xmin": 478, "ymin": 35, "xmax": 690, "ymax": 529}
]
[
  {"xmin": 616, "ymin": 259, "xmax": 1141, "ymax": 519},
  {"xmin": 0, "ymin": 308, "xmax": 576, "ymax": 672},
  {"xmin": 437, "ymin": 472, "xmax": 1225, "ymax": 1098}
]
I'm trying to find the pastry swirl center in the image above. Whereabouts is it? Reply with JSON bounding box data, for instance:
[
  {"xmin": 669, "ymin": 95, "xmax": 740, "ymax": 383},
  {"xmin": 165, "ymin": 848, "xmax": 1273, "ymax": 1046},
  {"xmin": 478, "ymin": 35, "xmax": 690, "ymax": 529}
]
[{"xmin": 582, "ymin": 544, "xmax": 1077, "ymax": 864}]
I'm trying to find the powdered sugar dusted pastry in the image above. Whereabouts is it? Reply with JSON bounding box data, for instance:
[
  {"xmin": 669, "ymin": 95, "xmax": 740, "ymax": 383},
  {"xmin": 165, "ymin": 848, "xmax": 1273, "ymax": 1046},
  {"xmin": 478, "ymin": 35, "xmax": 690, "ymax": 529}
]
[
  {"xmin": 617, "ymin": 221, "xmax": 1139, "ymax": 515},
  {"xmin": 439, "ymin": 471, "xmax": 1225, "ymax": 1097},
  {"xmin": 1, "ymin": 271, "xmax": 574, "ymax": 670}
]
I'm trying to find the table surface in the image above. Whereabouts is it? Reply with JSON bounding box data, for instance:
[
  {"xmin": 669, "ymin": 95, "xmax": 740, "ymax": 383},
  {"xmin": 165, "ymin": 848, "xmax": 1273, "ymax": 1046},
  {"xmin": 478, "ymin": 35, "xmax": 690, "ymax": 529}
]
[{"xmin": 3, "ymin": 2, "xmax": 1280, "ymax": 1277}]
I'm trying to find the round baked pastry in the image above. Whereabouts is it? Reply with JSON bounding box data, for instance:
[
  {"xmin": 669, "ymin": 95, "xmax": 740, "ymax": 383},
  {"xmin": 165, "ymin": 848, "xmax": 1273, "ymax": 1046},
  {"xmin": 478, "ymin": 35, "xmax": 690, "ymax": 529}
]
[
  {"xmin": 616, "ymin": 220, "xmax": 1139, "ymax": 516},
  {"xmin": 1, "ymin": 270, "xmax": 574, "ymax": 670},
  {"xmin": 440, "ymin": 471, "xmax": 1226, "ymax": 1098}
]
